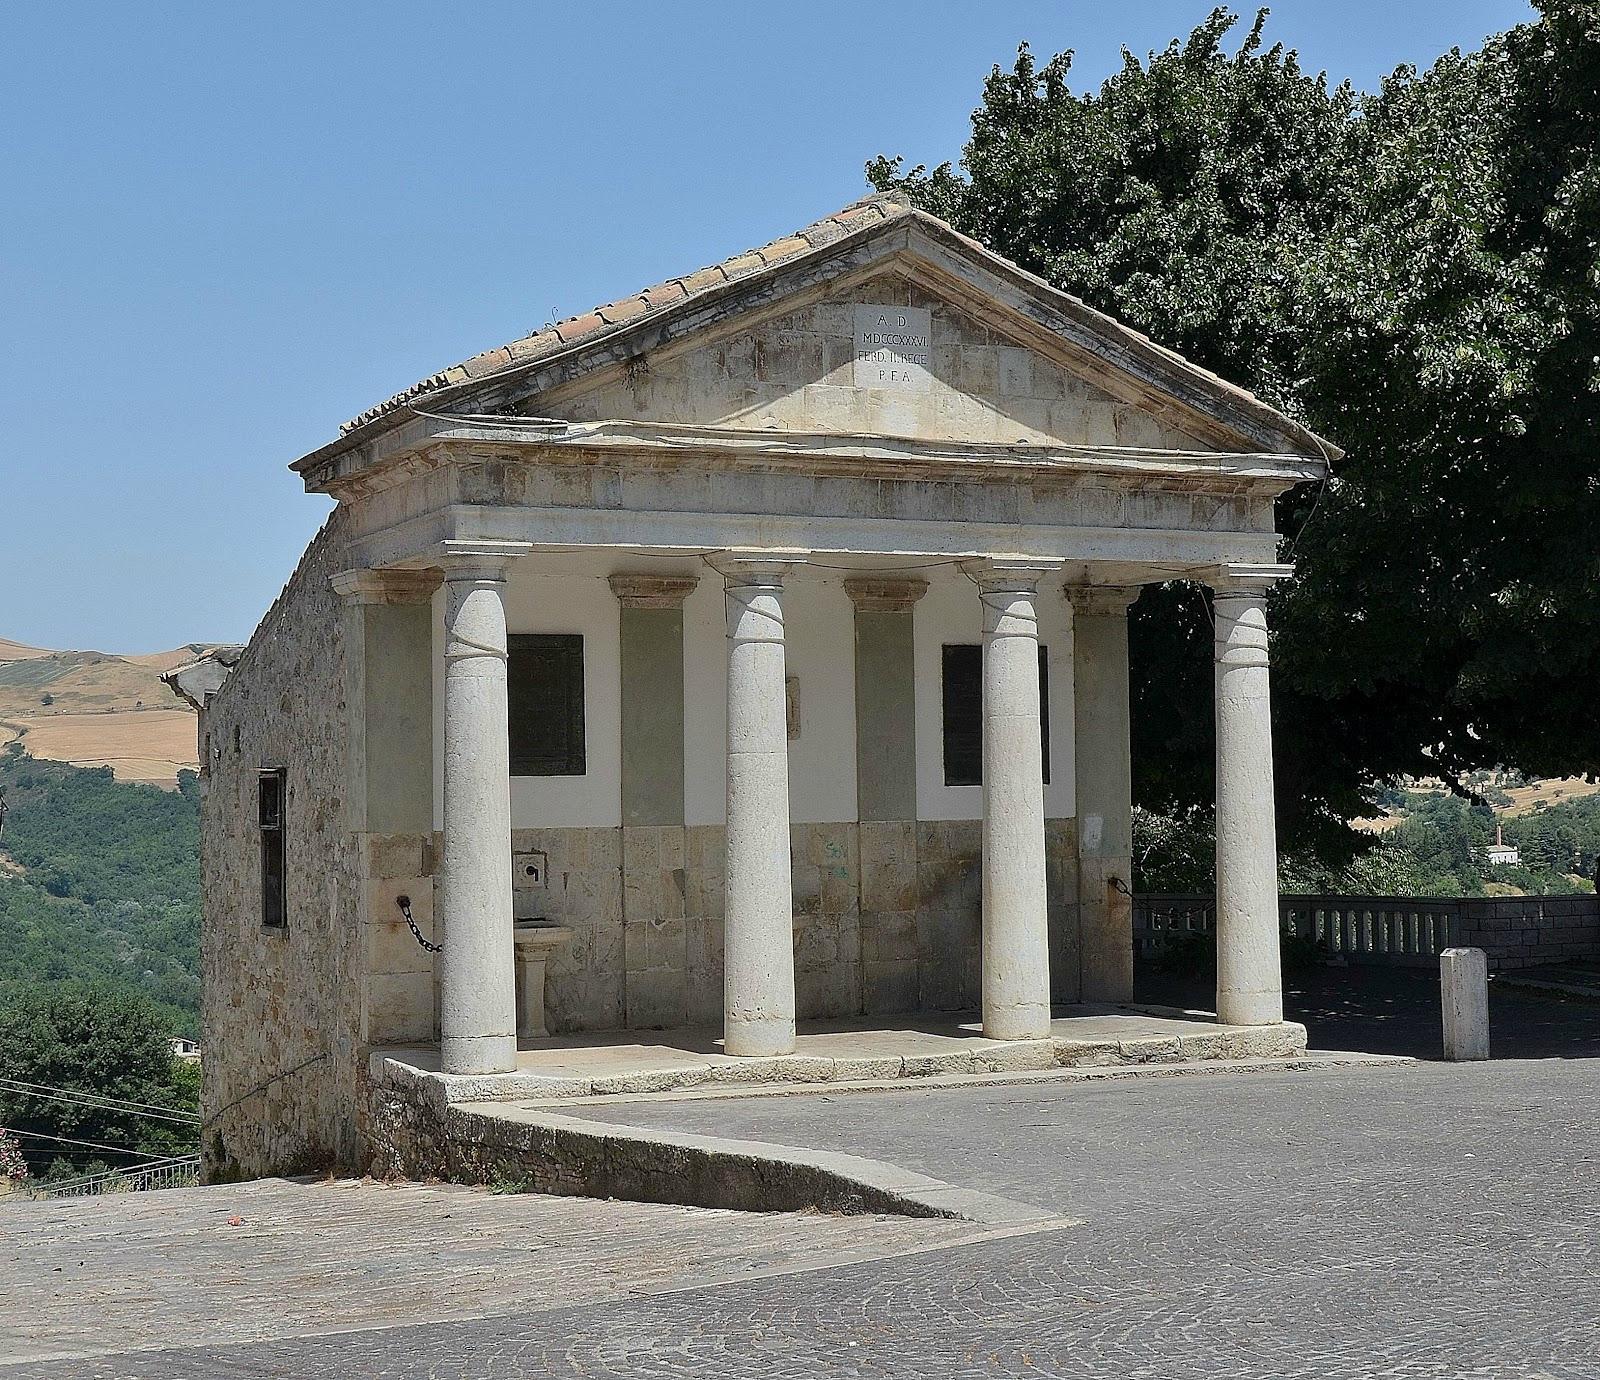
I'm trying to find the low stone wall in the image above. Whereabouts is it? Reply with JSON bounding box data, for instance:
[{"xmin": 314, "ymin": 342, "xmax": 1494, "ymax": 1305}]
[
  {"xmin": 367, "ymin": 1065, "xmax": 979, "ymax": 1219},
  {"xmin": 1453, "ymin": 895, "xmax": 1600, "ymax": 971},
  {"xmin": 1136, "ymin": 893, "xmax": 1600, "ymax": 972}
]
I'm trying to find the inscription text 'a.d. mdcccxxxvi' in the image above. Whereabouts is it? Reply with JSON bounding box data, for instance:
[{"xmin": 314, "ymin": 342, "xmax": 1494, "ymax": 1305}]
[{"xmin": 852, "ymin": 304, "xmax": 932, "ymax": 393}]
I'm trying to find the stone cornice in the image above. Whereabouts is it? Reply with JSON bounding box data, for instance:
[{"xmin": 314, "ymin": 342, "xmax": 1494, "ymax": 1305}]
[
  {"xmin": 843, "ymin": 576, "xmax": 930, "ymax": 612},
  {"xmin": 330, "ymin": 568, "xmax": 442, "ymax": 605},
  {"xmin": 608, "ymin": 574, "xmax": 699, "ymax": 609},
  {"xmin": 309, "ymin": 418, "xmax": 1324, "ymax": 505}
]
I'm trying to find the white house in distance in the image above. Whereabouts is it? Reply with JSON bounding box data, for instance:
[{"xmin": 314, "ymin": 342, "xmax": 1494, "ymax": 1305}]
[
  {"xmin": 170, "ymin": 194, "xmax": 1334, "ymax": 1182},
  {"xmin": 1486, "ymin": 826, "xmax": 1521, "ymax": 868}
]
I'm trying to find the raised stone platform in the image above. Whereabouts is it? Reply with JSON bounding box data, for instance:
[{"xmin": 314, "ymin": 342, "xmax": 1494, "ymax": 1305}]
[
  {"xmin": 372, "ymin": 1004, "xmax": 1306, "ymax": 1107},
  {"xmin": 365, "ymin": 1007, "xmax": 1310, "ymax": 1220}
]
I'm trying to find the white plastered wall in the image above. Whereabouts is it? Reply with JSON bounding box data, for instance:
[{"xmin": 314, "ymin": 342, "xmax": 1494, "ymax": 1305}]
[
  {"xmin": 913, "ymin": 568, "xmax": 1075, "ymax": 821},
  {"xmin": 428, "ymin": 562, "xmax": 1072, "ymax": 830},
  {"xmin": 432, "ymin": 571, "xmax": 624, "ymax": 830}
]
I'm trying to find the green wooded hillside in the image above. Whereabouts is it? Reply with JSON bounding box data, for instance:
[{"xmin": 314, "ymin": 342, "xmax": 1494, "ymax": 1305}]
[{"xmin": 0, "ymin": 745, "xmax": 200, "ymax": 1037}]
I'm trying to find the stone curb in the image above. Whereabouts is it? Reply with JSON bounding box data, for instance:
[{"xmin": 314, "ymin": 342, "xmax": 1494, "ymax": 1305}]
[
  {"xmin": 545, "ymin": 1050, "xmax": 1416, "ymax": 1110},
  {"xmin": 1494, "ymin": 973, "xmax": 1600, "ymax": 1002},
  {"xmin": 369, "ymin": 1046, "xmax": 1400, "ymax": 1224}
]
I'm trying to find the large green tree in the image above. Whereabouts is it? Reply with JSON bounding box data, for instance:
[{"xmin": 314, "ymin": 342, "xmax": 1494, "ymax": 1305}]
[
  {"xmin": 0, "ymin": 984, "xmax": 198, "ymax": 1177},
  {"xmin": 871, "ymin": 3, "xmax": 1600, "ymax": 870}
]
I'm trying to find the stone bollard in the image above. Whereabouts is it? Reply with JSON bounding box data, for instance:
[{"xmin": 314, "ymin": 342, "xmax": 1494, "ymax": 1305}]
[{"xmin": 1440, "ymin": 947, "xmax": 1490, "ymax": 1061}]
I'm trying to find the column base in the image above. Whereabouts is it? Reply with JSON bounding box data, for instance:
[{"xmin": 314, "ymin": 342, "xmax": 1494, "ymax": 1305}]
[
  {"xmin": 982, "ymin": 1007, "xmax": 1052, "ymax": 1041},
  {"xmin": 1216, "ymin": 989, "xmax": 1284, "ymax": 1027},
  {"xmin": 441, "ymin": 1032, "xmax": 518, "ymax": 1076},
  {"xmin": 724, "ymin": 1017, "xmax": 797, "ymax": 1057}
]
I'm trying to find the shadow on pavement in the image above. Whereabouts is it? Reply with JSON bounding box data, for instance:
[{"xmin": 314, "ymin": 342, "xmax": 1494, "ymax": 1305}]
[{"xmin": 1135, "ymin": 963, "xmax": 1600, "ymax": 1061}]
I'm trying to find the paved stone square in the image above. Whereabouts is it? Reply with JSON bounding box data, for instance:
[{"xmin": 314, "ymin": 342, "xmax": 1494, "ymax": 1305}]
[
  {"xmin": 5, "ymin": 974, "xmax": 1599, "ymax": 1379},
  {"xmin": 5, "ymin": 1063, "xmax": 1598, "ymax": 1376}
]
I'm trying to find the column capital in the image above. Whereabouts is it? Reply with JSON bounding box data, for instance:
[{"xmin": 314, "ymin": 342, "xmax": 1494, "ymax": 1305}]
[
  {"xmin": 608, "ymin": 573, "xmax": 699, "ymax": 609},
  {"xmin": 1206, "ymin": 562, "xmax": 1293, "ymax": 598},
  {"xmin": 1065, "ymin": 585, "xmax": 1141, "ymax": 617},
  {"xmin": 330, "ymin": 568, "xmax": 442, "ymax": 606},
  {"xmin": 843, "ymin": 576, "xmax": 929, "ymax": 612},
  {"xmin": 959, "ymin": 556, "xmax": 1064, "ymax": 591},
  {"xmin": 706, "ymin": 550, "xmax": 809, "ymax": 583},
  {"xmin": 436, "ymin": 540, "xmax": 527, "ymax": 583}
]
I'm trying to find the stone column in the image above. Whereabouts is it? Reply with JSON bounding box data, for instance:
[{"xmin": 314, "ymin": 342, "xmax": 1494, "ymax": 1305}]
[
  {"xmin": 1068, "ymin": 586, "xmax": 1139, "ymax": 1004},
  {"xmin": 1211, "ymin": 565, "xmax": 1290, "ymax": 1027},
  {"xmin": 967, "ymin": 558, "xmax": 1061, "ymax": 1041},
  {"xmin": 437, "ymin": 553, "xmax": 519, "ymax": 1074},
  {"xmin": 712, "ymin": 554, "xmax": 805, "ymax": 1057}
]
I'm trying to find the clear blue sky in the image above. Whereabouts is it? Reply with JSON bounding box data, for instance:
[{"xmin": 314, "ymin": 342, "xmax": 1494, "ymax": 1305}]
[{"xmin": 2, "ymin": 0, "xmax": 1534, "ymax": 653}]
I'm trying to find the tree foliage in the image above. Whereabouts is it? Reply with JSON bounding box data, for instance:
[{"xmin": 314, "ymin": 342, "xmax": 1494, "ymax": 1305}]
[
  {"xmin": 0, "ymin": 983, "xmax": 198, "ymax": 1177},
  {"xmin": 872, "ymin": 3, "xmax": 1600, "ymax": 869},
  {"xmin": 0, "ymin": 747, "xmax": 199, "ymax": 1035}
]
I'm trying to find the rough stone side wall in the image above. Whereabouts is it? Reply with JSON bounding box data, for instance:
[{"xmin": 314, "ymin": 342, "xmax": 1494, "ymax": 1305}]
[{"xmin": 198, "ymin": 512, "xmax": 363, "ymax": 1181}]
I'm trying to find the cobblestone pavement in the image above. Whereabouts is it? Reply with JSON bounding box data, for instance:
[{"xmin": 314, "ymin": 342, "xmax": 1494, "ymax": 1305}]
[
  {"xmin": 0, "ymin": 1179, "xmax": 985, "ymax": 1368},
  {"xmin": 7, "ymin": 975, "xmax": 1600, "ymax": 1379}
]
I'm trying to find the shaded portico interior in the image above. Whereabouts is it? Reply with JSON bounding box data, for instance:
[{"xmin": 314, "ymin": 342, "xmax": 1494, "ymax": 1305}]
[{"xmin": 340, "ymin": 538, "xmax": 1296, "ymax": 1073}]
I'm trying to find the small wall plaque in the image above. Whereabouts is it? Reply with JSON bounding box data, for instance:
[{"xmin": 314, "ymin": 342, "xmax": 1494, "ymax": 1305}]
[{"xmin": 853, "ymin": 304, "xmax": 932, "ymax": 393}]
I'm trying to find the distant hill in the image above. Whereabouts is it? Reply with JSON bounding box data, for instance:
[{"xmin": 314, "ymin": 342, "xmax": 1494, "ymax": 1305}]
[{"xmin": 0, "ymin": 639, "xmax": 225, "ymax": 786}]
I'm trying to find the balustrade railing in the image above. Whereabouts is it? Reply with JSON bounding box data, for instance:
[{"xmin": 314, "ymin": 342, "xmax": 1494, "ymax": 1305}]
[{"xmin": 1135, "ymin": 894, "xmax": 1463, "ymax": 966}]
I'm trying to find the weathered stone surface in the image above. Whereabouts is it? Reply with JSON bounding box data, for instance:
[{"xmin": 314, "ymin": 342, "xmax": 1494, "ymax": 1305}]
[
  {"xmin": 197, "ymin": 514, "xmax": 364, "ymax": 1182},
  {"xmin": 1441, "ymin": 947, "xmax": 1490, "ymax": 1060}
]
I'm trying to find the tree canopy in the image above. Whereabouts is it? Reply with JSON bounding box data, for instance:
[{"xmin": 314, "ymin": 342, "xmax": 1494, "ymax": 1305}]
[
  {"xmin": 871, "ymin": 3, "xmax": 1600, "ymax": 871},
  {"xmin": 0, "ymin": 983, "xmax": 198, "ymax": 1178}
]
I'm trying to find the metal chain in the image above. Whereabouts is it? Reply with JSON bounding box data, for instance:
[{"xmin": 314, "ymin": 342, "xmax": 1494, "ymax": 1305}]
[{"xmin": 396, "ymin": 895, "xmax": 441, "ymax": 953}]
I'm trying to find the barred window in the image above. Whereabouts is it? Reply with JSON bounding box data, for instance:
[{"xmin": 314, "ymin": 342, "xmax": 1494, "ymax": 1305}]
[
  {"xmin": 258, "ymin": 768, "xmax": 287, "ymax": 928},
  {"xmin": 940, "ymin": 644, "xmax": 1050, "ymax": 787},
  {"xmin": 508, "ymin": 634, "xmax": 587, "ymax": 777}
]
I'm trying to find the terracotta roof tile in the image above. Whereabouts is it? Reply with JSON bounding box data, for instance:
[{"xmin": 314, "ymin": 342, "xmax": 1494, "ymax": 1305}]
[
  {"xmin": 554, "ymin": 311, "xmax": 605, "ymax": 343},
  {"xmin": 337, "ymin": 191, "xmax": 912, "ymax": 435},
  {"xmin": 718, "ymin": 251, "xmax": 766, "ymax": 278},
  {"xmin": 595, "ymin": 296, "xmax": 649, "ymax": 327},
  {"xmin": 640, "ymin": 280, "xmax": 688, "ymax": 310},
  {"xmin": 679, "ymin": 265, "xmax": 729, "ymax": 294}
]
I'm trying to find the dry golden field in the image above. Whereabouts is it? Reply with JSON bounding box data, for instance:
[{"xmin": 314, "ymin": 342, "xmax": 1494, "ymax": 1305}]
[{"xmin": 0, "ymin": 638, "xmax": 217, "ymax": 785}]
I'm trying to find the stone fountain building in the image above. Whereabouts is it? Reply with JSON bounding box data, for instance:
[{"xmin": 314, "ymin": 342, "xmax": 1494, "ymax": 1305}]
[{"xmin": 173, "ymin": 194, "xmax": 1333, "ymax": 1182}]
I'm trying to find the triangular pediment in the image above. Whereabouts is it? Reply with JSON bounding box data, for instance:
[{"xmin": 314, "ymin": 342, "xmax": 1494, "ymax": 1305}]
[
  {"xmin": 295, "ymin": 196, "xmax": 1335, "ymax": 490},
  {"xmin": 534, "ymin": 266, "xmax": 1218, "ymax": 453}
]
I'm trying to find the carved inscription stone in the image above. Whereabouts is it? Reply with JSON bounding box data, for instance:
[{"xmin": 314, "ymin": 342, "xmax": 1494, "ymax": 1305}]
[{"xmin": 852, "ymin": 304, "xmax": 932, "ymax": 393}]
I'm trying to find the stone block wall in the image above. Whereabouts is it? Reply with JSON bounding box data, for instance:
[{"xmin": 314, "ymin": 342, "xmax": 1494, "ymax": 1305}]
[
  {"xmin": 512, "ymin": 827, "xmax": 624, "ymax": 1032},
  {"xmin": 363, "ymin": 831, "xmax": 439, "ymax": 1045},
  {"xmin": 488, "ymin": 817, "xmax": 1082, "ymax": 1034},
  {"xmin": 1454, "ymin": 896, "xmax": 1600, "ymax": 971}
]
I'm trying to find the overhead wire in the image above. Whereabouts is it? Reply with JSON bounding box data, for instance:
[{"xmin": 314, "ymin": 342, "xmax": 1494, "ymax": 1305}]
[
  {"xmin": 0, "ymin": 1081, "xmax": 199, "ymax": 1127},
  {"xmin": 0, "ymin": 1077, "xmax": 199, "ymax": 1123}
]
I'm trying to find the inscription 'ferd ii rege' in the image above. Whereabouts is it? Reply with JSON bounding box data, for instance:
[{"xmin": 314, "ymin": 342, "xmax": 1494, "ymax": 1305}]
[{"xmin": 853, "ymin": 304, "xmax": 933, "ymax": 393}]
